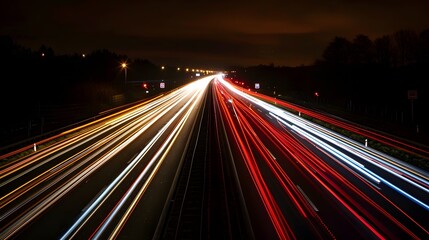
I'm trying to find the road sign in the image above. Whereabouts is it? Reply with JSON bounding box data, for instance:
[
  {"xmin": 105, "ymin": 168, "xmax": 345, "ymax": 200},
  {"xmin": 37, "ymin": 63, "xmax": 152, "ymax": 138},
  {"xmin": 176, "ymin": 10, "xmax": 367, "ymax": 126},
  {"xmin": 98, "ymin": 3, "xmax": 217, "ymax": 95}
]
[{"xmin": 408, "ymin": 90, "xmax": 417, "ymax": 99}]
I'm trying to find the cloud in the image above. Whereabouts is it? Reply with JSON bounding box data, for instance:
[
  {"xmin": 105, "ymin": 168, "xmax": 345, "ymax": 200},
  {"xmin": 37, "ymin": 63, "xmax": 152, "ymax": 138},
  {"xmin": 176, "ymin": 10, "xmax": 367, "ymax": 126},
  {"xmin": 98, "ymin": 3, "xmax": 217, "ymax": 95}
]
[{"xmin": 2, "ymin": 0, "xmax": 429, "ymax": 68}]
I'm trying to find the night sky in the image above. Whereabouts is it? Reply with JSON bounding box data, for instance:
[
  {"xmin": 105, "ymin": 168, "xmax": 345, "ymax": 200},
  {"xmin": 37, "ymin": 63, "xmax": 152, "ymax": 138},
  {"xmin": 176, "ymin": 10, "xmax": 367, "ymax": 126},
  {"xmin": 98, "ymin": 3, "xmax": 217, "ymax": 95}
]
[{"xmin": 2, "ymin": 0, "xmax": 429, "ymax": 68}]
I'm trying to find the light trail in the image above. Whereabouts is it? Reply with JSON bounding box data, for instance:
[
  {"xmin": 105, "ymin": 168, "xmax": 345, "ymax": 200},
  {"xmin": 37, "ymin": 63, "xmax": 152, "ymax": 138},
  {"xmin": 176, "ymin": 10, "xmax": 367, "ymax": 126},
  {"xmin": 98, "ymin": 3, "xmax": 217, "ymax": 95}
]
[
  {"xmin": 0, "ymin": 76, "xmax": 213, "ymax": 239},
  {"xmin": 94, "ymin": 78, "xmax": 209, "ymax": 239},
  {"xmin": 215, "ymin": 75, "xmax": 429, "ymax": 239},
  {"xmin": 1, "ymin": 74, "xmax": 427, "ymax": 239}
]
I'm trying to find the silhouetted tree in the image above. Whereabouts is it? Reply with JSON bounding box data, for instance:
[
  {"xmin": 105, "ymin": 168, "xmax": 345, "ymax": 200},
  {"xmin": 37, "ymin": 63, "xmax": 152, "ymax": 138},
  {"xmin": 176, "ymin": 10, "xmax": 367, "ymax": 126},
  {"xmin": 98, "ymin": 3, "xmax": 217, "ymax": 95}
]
[
  {"xmin": 392, "ymin": 29, "xmax": 419, "ymax": 66},
  {"xmin": 322, "ymin": 37, "xmax": 352, "ymax": 66},
  {"xmin": 374, "ymin": 35, "xmax": 393, "ymax": 67},
  {"xmin": 417, "ymin": 29, "xmax": 429, "ymax": 65},
  {"xmin": 38, "ymin": 45, "xmax": 55, "ymax": 57},
  {"xmin": 351, "ymin": 34, "xmax": 375, "ymax": 65},
  {"xmin": 86, "ymin": 49, "xmax": 124, "ymax": 83}
]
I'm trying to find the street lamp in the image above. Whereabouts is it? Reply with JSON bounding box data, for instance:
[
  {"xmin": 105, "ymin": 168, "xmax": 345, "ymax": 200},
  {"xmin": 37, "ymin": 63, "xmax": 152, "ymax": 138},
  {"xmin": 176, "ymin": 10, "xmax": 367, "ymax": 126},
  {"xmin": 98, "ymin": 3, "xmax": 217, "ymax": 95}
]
[
  {"xmin": 314, "ymin": 91, "xmax": 319, "ymax": 104},
  {"xmin": 121, "ymin": 63, "xmax": 127, "ymax": 82}
]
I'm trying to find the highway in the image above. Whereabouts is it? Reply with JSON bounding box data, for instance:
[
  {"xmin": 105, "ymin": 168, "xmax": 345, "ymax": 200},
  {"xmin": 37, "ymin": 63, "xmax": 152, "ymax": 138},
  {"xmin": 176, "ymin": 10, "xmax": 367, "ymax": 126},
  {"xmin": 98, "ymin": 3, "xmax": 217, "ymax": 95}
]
[
  {"xmin": 0, "ymin": 76, "xmax": 216, "ymax": 239},
  {"xmin": 1, "ymin": 75, "xmax": 428, "ymax": 239},
  {"xmin": 213, "ymin": 77, "xmax": 429, "ymax": 239}
]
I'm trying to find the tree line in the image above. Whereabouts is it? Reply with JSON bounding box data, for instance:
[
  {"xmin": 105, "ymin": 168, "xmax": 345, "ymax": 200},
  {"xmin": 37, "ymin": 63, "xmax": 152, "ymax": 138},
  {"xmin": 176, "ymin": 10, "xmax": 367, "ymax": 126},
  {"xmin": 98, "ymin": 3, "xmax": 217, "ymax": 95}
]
[
  {"xmin": 0, "ymin": 35, "xmax": 189, "ymax": 146},
  {"xmin": 0, "ymin": 35, "xmax": 192, "ymax": 116},
  {"xmin": 1, "ymin": 28, "xmax": 428, "ymax": 146},
  {"xmin": 231, "ymin": 28, "xmax": 428, "ymax": 140},
  {"xmin": 319, "ymin": 29, "xmax": 429, "ymax": 67}
]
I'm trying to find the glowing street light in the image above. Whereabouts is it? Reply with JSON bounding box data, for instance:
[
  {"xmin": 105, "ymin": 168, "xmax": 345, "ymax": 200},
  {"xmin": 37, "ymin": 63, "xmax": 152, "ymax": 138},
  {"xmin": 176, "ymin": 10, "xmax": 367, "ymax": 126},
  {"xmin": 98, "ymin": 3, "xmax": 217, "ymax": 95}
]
[{"xmin": 121, "ymin": 62, "xmax": 127, "ymax": 82}]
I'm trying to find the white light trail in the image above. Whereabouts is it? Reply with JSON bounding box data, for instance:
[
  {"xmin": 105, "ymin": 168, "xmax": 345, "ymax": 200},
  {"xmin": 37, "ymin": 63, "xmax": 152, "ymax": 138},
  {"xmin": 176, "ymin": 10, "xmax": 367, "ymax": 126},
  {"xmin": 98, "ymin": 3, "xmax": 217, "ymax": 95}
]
[{"xmin": 217, "ymin": 75, "xmax": 429, "ymax": 211}]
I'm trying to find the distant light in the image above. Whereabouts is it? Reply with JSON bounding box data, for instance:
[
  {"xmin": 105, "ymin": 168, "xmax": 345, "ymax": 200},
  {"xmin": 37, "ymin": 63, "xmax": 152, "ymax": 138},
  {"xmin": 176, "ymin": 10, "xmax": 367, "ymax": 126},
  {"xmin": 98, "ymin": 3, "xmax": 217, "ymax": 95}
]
[
  {"xmin": 82, "ymin": 54, "xmax": 86, "ymax": 58},
  {"xmin": 41, "ymin": 53, "xmax": 45, "ymax": 57},
  {"xmin": 121, "ymin": 63, "xmax": 127, "ymax": 68},
  {"xmin": 177, "ymin": 67, "xmax": 180, "ymax": 71},
  {"xmin": 161, "ymin": 66, "xmax": 165, "ymax": 70},
  {"xmin": 314, "ymin": 92, "xmax": 319, "ymax": 97}
]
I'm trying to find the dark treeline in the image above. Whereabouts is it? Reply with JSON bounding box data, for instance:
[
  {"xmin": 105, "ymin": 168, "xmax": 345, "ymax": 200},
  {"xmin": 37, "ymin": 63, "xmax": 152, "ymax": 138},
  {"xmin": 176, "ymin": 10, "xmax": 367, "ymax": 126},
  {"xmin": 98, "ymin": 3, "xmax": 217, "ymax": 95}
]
[
  {"xmin": 0, "ymin": 35, "xmax": 191, "ymax": 147},
  {"xmin": 1, "ymin": 28, "xmax": 429, "ymax": 147},
  {"xmin": 230, "ymin": 29, "xmax": 429, "ymax": 143},
  {"xmin": 0, "ymin": 35, "xmax": 188, "ymax": 108}
]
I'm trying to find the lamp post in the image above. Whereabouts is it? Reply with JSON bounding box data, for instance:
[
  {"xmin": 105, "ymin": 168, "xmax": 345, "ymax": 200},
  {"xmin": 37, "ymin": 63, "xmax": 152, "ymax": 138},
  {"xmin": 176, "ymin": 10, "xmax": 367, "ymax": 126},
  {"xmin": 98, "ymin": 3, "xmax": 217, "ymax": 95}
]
[{"xmin": 121, "ymin": 63, "xmax": 127, "ymax": 83}]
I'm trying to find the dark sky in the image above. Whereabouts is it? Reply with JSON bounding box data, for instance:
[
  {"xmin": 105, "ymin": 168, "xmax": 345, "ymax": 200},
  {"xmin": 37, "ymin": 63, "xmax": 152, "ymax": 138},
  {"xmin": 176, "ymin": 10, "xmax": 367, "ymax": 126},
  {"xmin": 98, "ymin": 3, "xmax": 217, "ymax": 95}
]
[{"xmin": 2, "ymin": 1, "xmax": 429, "ymax": 68}]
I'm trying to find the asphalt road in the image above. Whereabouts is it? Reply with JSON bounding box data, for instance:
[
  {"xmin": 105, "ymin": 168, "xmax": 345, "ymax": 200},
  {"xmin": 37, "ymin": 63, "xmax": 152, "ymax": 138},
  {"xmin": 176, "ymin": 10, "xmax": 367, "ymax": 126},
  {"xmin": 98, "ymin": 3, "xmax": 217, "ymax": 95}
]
[
  {"xmin": 1, "ymin": 75, "xmax": 428, "ymax": 239},
  {"xmin": 214, "ymin": 76, "xmax": 429, "ymax": 239}
]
